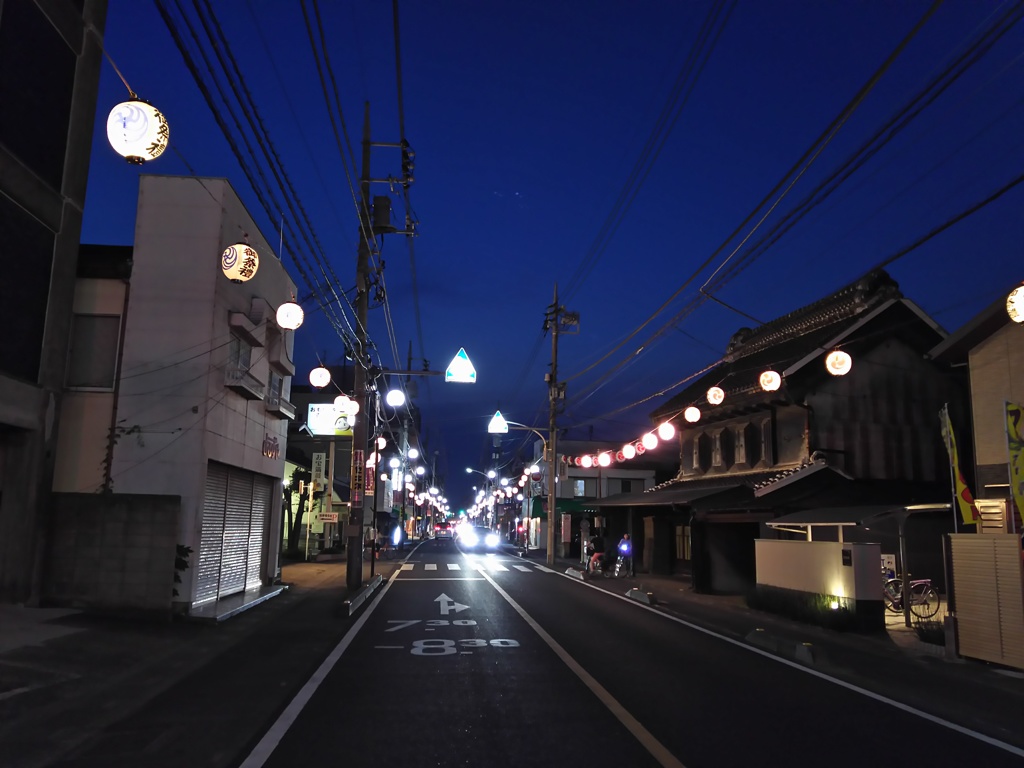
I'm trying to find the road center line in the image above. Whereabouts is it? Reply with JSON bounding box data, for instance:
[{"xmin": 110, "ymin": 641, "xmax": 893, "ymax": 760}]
[{"xmin": 479, "ymin": 570, "xmax": 686, "ymax": 768}]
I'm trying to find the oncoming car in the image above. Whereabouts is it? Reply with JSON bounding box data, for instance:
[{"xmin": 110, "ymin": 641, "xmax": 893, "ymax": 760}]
[{"xmin": 456, "ymin": 525, "xmax": 501, "ymax": 552}]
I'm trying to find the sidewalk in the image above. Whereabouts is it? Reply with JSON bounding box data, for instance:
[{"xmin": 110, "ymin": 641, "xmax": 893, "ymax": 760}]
[{"xmin": 0, "ymin": 559, "xmax": 398, "ymax": 768}]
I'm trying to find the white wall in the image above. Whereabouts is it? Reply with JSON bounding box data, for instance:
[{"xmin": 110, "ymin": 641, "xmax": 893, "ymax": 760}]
[{"xmin": 755, "ymin": 539, "xmax": 881, "ymax": 600}]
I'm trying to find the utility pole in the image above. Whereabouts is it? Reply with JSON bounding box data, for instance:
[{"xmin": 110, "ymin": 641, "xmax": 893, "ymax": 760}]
[
  {"xmin": 544, "ymin": 284, "xmax": 577, "ymax": 567},
  {"xmin": 346, "ymin": 103, "xmax": 373, "ymax": 591}
]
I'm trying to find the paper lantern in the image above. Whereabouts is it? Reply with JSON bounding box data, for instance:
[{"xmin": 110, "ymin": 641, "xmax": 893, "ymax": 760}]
[
  {"xmin": 222, "ymin": 243, "xmax": 259, "ymax": 282},
  {"xmin": 276, "ymin": 302, "xmax": 304, "ymax": 330},
  {"xmin": 622, "ymin": 444, "xmax": 636, "ymax": 460},
  {"xmin": 657, "ymin": 421, "xmax": 676, "ymax": 440},
  {"xmin": 106, "ymin": 99, "xmax": 169, "ymax": 164},
  {"xmin": 309, "ymin": 366, "xmax": 330, "ymax": 388},
  {"xmin": 825, "ymin": 350, "xmax": 852, "ymax": 376},
  {"xmin": 707, "ymin": 386, "xmax": 725, "ymax": 405},
  {"xmin": 641, "ymin": 432, "xmax": 658, "ymax": 450},
  {"xmin": 684, "ymin": 406, "xmax": 701, "ymax": 423},
  {"xmin": 760, "ymin": 370, "xmax": 781, "ymax": 392},
  {"xmin": 1009, "ymin": 285, "xmax": 1024, "ymax": 323},
  {"xmin": 597, "ymin": 452, "xmax": 612, "ymax": 467}
]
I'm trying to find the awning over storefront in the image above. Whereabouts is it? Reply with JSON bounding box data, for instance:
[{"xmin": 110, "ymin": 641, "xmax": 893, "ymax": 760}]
[
  {"xmin": 591, "ymin": 484, "xmax": 741, "ymax": 507},
  {"xmin": 529, "ymin": 497, "xmax": 598, "ymax": 520},
  {"xmin": 766, "ymin": 503, "xmax": 950, "ymax": 535}
]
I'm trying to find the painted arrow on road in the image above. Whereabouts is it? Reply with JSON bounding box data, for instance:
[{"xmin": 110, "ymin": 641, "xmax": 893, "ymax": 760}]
[{"xmin": 435, "ymin": 593, "xmax": 469, "ymax": 615}]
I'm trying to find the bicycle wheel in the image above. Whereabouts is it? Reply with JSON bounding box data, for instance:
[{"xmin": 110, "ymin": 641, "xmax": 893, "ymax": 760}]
[
  {"xmin": 910, "ymin": 584, "xmax": 941, "ymax": 619},
  {"xmin": 882, "ymin": 579, "xmax": 902, "ymax": 613}
]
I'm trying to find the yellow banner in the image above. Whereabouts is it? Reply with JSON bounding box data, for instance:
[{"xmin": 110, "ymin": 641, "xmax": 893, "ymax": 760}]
[
  {"xmin": 1006, "ymin": 403, "xmax": 1024, "ymax": 526},
  {"xmin": 940, "ymin": 407, "xmax": 980, "ymax": 525}
]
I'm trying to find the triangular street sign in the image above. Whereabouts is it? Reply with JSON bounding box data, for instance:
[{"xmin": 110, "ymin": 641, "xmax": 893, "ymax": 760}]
[
  {"xmin": 488, "ymin": 411, "xmax": 509, "ymax": 434},
  {"xmin": 445, "ymin": 347, "xmax": 476, "ymax": 383}
]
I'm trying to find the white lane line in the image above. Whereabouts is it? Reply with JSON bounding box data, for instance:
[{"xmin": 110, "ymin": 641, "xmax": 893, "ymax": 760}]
[
  {"xmin": 558, "ymin": 572, "xmax": 1024, "ymax": 759},
  {"xmin": 534, "ymin": 565, "xmax": 556, "ymax": 573},
  {"xmin": 447, "ymin": 563, "xmax": 461, "ymax": 571},
  {"xmin": 478, "ymin": 570, "xmax": 686, "ymax": 768},
  {"xmin": 238, "ymin": 568, "xmax": 401, "ymax": 768},
  {"xmin": 394, "ymin": 577, "xmax": 485, "ymax": 581},
  {"xmin": 513, "ymin": 565, "xmax": 531, "ymax": 572},
  {"xmin": 424, "ymin": 564, "xmax": 438, "ymax": 571}
]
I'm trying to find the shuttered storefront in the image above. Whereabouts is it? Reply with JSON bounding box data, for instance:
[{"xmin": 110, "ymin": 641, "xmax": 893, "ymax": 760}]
[{"xmin": 194, "ymin": 461, "xmax": 273, "ymax": 606}]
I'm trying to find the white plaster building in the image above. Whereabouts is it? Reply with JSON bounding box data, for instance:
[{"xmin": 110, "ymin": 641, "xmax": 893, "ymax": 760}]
[{"xmin": 52, "ymin": 175, "xmax": 297, "ymax": 615}]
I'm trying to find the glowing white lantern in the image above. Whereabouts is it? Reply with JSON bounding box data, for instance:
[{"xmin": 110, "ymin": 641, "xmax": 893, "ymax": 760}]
[
  {"xmin": 385, "ymin": 388, "xmax": 406, "ymax": 407},
  {"xmin": 684, "ymin": 406, "xmax": 701, "ymax": 423},
  {"xmin": 309, "ymin": 366, "xmax": 331, "ymax": 388},
  {"xmin": 622, "ymin": 443, "xmax": 636, "ymax": 460},
  {"xmin": 408, "ymin": 448, "xmax": 420, "ymax": 460},
  {"xmin": 825, "ymin": 350, "xmax": 852, "ymax": 376},
  {"xmin": 760, "ymin": 370, "xmax": 781, "ymax": 392},
  {"xmin": 580, "ymin": 455, "xmax": 594, "ymax": 468},
  {"xmin": 221, "ymin": 243, "xmax": 259, "ymax": 282},
  {"xmin": 657, "ymin": 421, "xmax": 676, "ymax": 440},
  {"xmin": 276, "ymin": 302, "xmax": 304, "ymax": 330},
  {"xmin": 106, "ymin": 99, "xmax": 169, "ymax": 164},
  {"xmin": 707, "ymin": 386, "xmax": 725, "ymax": 405},
  {"xmin": 597, "ymin": 452, "xmax": 612, "ymax": 467},
  {"xmin": 641, "ymin": 432, "xmax": 658, "ymax": 450},
  {"xmin": 1008, "ymin": 285, "xmax": 1024, "ymax": 322},
  {"xmin": 376, "ymin": 436, "xmax": 387, "ymax": 449}
]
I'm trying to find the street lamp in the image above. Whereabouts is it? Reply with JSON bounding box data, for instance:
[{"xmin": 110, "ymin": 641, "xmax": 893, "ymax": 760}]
[{"xmin": 487, "ymin": 411, "xmax": 550, "ymax": 559}]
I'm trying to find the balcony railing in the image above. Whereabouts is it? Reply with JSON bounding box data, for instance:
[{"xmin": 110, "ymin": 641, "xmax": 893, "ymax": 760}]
[
  {"xmin": 224, "ymin": 368, "xmax": 265, "ymax": 400},
  {"xmin": 265, "ymin": 395, "xmax": 296, "ymax": 420}
]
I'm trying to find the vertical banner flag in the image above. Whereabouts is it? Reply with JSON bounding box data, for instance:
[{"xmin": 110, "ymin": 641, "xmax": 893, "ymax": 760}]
[
  {"xmin": 1005, "ymin": 403, "xmax": 1024, "ymax": 532},
  {"xmin": 939, "ymin": 406, "xmax": 980, "ymax": 525}
]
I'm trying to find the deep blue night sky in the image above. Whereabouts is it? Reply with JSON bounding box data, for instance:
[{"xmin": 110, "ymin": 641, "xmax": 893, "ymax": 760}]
[{"xmin": 81, "ymin": 1, "xmax": 1024, "ymax": 505}]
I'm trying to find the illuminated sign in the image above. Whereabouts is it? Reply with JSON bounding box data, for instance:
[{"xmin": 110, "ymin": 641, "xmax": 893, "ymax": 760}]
[{"xmin": 307, "ymin": 403, "xmax": 354, "ymax": 436}]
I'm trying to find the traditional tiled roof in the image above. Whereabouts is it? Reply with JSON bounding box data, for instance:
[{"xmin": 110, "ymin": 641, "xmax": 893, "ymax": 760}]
[{"xmin": 650, "ymin": 269, "xmax": 944, "ymax": 422}]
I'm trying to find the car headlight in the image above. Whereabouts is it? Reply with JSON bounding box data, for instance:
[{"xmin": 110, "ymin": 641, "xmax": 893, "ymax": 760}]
[
  {"xmin": 461, "ymin": 530, "xmax": 479, "ymax": 546},
  {"xmin": 485, "ymin": 533, "xmax": 500, "ymax": 548}
]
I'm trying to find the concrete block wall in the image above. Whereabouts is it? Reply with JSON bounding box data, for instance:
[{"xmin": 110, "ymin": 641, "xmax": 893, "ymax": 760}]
[{"xmin": 45, "ymin": 493, "xmax": 181, "ymax": 618}]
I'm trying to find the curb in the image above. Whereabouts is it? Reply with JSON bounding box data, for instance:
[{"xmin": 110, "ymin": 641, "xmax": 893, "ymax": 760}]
[
  {"xmin": 344, "ymin": 574, "xmax": 384, "ymax": 616},
  {"xmin": 626, "ymin": 587, "xmax": 656, "ymax": 605},
  {"xmin": 745, "ymin": 628, "xmax": 825, "ymax": 666}
]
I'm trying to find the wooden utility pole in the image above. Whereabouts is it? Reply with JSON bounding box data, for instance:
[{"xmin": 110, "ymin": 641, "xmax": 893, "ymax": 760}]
[
  {"xmin": 346, "ymin": 103, "xmax": 373, "ymax": 591},
  {"xmin": 544, "ymin": 285, "xmax": 577, "ymax": 567}
]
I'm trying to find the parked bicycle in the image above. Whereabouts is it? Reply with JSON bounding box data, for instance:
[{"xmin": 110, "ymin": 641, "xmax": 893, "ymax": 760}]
[{"xmin": 882, "ymin": 573, "xmax": 941, "ymax": 619}]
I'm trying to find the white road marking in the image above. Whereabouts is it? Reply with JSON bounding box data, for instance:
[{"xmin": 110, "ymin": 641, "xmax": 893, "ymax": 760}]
[
  {"xmin": 400, "ymin": 564, "xmax": 414, "ymax": 571},
  {"xmin": 488, "ymin": 563, "xmax": 509, "ymax": 572},
  {"xmin": 513, "ymin": 565, "xmax": 531, "ymax": 572},
  {"xmin": 478, "ymin": 569, "xmax": 685, "ymax": 768},
  {"xmin": 558, "ymin": 572, "xmax": 1024, "ymax": 760},
  {"xmin": 424, "ymin": 563, "xmax": 437, "ymax": 571},
  {"xmin": 447, "ymin": 563, "xmax": 461, "ymax": 571},
  {"xmin": 239, "ymin": 567, "xmax": 402, "ymax": 768},
  {"xmin": 534, "ymin": 565, "xmax": 556, "ymax": 573}
]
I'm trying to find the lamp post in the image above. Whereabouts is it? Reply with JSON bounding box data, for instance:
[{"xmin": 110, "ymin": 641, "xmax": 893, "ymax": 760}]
[{"xmin": 488, "ymin": 412, "xmax": 549, "ymax": 559}]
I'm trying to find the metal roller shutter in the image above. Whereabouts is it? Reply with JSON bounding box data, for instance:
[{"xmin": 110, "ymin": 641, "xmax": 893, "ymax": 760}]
[
  {"xmin": 195, "ymin": 463, "xmax": 229, "ymax": 605},
  {"xmin": 220, "ymin": 470, "xmax": 255, "ymax": 598},
  {"xmin": 247, "ymin": 475, "xmax": 272, "ymax": 590}
]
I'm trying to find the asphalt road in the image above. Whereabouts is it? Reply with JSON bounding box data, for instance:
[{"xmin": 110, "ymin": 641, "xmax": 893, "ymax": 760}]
[{"xmin": 233, "ymin": 539, "xmax": 1024, "ymax": 768}]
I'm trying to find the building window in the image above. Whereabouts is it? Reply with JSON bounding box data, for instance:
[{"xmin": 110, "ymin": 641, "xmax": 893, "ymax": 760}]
[
  {"xmin": 67, "ymin": 314, "xmax": 120, "ymax": 389},
  {"xmin": 761, "ymin": 420, "xmax": 774, "ymax": 466},
  {"xmin": 735, "ymin": 426, "xmax": 747, "ymax": 464},
  {"xmin": 268, "ymin": 371, "xmax": 283, "ymax": 400},
  {"xmin": 573, "ymin": 478, "xmax": 597, "ymax": 498},
  {"xmin": 711, "ymin": 430, "xmax": 723, "ymax": 467},
  {"xmin": 229, "ymin": 335, "xmax": 252, "ymax": 370},
  {"xmin": 620, "ymin": 479, "xmax": 633, "ymax": 494}
]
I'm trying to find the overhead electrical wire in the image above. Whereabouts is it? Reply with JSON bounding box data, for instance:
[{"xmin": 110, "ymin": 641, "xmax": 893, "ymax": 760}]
[{"xmin": 560, "ymin": 0, "xmax": 943, "ymax": 410}]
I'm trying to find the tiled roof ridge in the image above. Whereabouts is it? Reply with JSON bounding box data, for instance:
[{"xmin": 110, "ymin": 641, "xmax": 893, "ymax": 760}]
[
  {"xmin": 724, "ymin": 269, "xmax": 901, "ymax": 361},
  {"xmin": 752, "ymin": 453, "xmax": 827, "ymax": 490}
]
